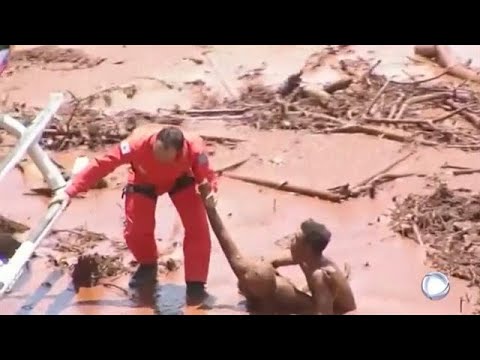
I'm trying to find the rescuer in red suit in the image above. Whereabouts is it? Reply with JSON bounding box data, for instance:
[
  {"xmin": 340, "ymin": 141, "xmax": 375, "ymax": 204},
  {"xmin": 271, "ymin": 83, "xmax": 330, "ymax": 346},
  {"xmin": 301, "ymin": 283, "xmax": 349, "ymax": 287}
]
[{"xmin": 50, "ymin": 127, "xmax": 217, "ymax": 303}]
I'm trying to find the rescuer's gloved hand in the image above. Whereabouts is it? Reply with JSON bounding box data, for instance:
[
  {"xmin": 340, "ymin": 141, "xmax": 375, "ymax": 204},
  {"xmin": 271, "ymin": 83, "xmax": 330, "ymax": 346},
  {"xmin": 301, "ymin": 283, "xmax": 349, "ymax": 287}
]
[
  {"xmin": 198, "ymin": 179, "xmax": 217, "ymax": 208},
  {"xmin": 48, "ymin": 187, "xmax": 71, "ymax": 208}
]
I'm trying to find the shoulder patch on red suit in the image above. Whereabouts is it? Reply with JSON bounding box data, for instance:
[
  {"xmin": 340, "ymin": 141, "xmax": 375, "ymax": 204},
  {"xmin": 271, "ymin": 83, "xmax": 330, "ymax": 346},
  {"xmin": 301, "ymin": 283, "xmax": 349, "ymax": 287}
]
[
  {"xmin": 197, "ymin": 152, "xmax": 209, "ymax": 165},
  {"xmin": 120, "ymin": 141, "xmax": 131, "ymax": 155}
]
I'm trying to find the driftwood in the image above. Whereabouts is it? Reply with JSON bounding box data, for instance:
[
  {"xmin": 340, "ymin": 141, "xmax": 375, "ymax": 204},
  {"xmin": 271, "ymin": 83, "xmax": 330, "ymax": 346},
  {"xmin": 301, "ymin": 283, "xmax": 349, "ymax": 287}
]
[
  {"xmin": 394, "ymin": 92, "xmax": 453, "ymax": 120},
  {"xmin": 445, "ymin": 99, "xmax": 480, "ymax": 129},
  {"xmin": 326, "ymin": 125, "xmax": 437, "ymax": 146},
  {"xmin": 452, "ymin": 168, "xmax": 480, "ymax": 176},
  {"xmin": 359, "ymin": 80, "xmax": 390, "ymax": 119},
  {"xmin": 414, "ymin": 45, "xmax": 480, "ymax": 84},
  {"xmin": 185, "ymin": 108, "xmax": 250, "ymax": 117},
  {"xmin": 352, "ymin": 173, "xmax": 426, "ymax": 198},
  {"xmin": 200, "ymin": 135, "xmax": 246, "ymax": 143},
  {"xmin": 215, "ymin": 157, "xmax": 251, "ymax": 173},
  {"xmin": 353, "ymin": 151, "xmax": 416, "ymax": 189},
  {"xmin": 364, "ymin": 106, "xmax": 470, "ymax": 129},
  {"xmin": 222, "ymin": 173, "xmax": 343, "ymax": 203}
]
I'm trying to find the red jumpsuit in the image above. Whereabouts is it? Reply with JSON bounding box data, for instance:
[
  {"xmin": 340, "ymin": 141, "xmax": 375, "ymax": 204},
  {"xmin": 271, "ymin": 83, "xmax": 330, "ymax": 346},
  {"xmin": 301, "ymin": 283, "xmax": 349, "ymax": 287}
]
[{"xmin": 65, "ymin": 132, "xmax": 217, "ymax": 284}]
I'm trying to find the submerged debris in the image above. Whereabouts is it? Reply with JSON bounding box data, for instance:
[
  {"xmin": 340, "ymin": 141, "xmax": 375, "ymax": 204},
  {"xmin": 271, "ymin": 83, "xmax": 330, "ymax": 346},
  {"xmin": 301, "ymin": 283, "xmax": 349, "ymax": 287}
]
[
  {"xmin": 0, "ymin": 215, "xmax": 29, "ymax": 234},
  {"xmin": 9, "ymin": 46, "xmax": 106, "ymax": 72},
  {"xmin": 390, "ymin": 182, "xmax": 480, "ymax": 311},
  {"xmin": 71, "ymin": 253, "xmax": 128, "ymax": 292},
  {"xmin": 0, "ymin": 233, "xmax": 21, "ymax": 259},
  {"xmin": 46, "ymin": 227, "xmax": 131, "ymax": 290}
]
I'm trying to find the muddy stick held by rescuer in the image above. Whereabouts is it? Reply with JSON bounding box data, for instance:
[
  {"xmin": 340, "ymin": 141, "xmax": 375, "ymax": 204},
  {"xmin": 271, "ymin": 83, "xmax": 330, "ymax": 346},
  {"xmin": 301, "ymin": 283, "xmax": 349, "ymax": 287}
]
[{"xmin": 49, "ymin": 126, "xmax": 218, "ymax": 305}]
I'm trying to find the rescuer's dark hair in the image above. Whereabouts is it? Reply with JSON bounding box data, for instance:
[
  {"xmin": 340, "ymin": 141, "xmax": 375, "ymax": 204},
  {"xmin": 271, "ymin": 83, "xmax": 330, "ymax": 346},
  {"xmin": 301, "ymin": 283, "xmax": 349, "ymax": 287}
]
[
  {"xmin": 300, "ymin": 219, "xmax": 331, "ymax": 254},
  {"xmin": 156, "ymin": 126, "xmax": 185, "ymax": 151}
]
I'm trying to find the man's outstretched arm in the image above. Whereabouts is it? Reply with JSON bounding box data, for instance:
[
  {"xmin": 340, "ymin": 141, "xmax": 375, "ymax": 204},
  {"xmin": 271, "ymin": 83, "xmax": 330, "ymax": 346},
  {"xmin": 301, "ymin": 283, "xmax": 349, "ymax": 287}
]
[{"xmin": 66, "ymin": 139, "xmax": 142, "ymax": 197}]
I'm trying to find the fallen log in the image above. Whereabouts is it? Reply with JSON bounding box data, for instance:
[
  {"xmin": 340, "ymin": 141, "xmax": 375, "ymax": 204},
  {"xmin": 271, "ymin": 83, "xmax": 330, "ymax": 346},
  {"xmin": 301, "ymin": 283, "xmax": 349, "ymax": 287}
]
[
  {"xmin": 222, "ymin": 173, "xmax": 343, "ymax": 203},
  {"xmin": 414, "ymin": 45, "xmax": 480, "ymax": 84}
]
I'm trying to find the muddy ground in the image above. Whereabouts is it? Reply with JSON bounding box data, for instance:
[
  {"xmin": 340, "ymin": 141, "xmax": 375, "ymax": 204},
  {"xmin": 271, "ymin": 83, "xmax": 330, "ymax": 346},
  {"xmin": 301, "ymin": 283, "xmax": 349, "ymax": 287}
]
[{"xmin": 1, "ymin": 45, "xmax": 480, "ymax": 315}]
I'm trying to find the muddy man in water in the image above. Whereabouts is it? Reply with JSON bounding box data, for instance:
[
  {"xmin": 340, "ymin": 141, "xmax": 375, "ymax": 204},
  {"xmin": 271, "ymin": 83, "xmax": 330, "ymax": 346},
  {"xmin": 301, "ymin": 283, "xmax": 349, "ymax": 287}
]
[
  {"xmin": 203, "ymin": 204, "xmax": 313, "ymax": 314},
  {"xmin": 271, "ymin": 219, "xmax": 357, "ymax": 315},
  {"xmin": 204, "ymin": 197, "xmax": 356, "ymax": 314}
]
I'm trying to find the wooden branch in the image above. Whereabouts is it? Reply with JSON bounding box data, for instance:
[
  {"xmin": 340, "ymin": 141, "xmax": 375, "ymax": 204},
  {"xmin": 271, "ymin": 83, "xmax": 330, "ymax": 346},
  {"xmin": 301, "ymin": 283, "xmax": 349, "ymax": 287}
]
[{"xmin": 222, "ymin": 173, "xmax": 343, "ymax": 203}]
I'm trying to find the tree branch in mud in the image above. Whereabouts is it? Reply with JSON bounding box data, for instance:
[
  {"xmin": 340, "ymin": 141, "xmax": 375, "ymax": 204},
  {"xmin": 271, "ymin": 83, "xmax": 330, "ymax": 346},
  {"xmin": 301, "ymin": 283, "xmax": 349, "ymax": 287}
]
[
  {"xmin": 214, "ymin": 157, "xmax": 251, "ymax": 174},
  {"xmin": 222, "ymin": 172, "xmax": 343, "ymax": 203},
  {"xmin": 353, "ymin": 151, "xmax": 416, "ymax": 189},
  {"xmin": 334, "ymin": 173, "xmax": 426, "ymax": 200},
  {"xmin": 452, "ymin": 168, "xmax": 480, "ymax": 176}
]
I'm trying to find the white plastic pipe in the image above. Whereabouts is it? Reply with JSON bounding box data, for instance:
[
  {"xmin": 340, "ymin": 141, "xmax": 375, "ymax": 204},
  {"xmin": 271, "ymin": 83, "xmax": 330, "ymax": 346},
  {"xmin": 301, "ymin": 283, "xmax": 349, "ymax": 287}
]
[
  {"xmin": 0, "ymin": 92, "xmax": 64, "ymax": 183},
  {"xmin": 0, "ymin": 199, "xmax": 69, "ymax": 295},
  {"xmin": 0, "ymin": 156, "xmax": 89, "ymax": 296},
  {"xmin": 0, "ymin": 115, "xmax": 66, "ymax": 190}
]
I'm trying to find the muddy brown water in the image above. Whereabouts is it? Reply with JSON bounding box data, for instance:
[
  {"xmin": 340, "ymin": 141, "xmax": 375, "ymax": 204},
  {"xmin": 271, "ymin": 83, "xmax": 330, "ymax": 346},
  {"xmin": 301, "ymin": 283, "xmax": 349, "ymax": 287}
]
[
  {"xmin": 0, "ymin": 167, "xmax": 476, "ymax": 315},
  {"xmin": 2, "ymin": 45, "xmax": 480, "ymax": 314}
]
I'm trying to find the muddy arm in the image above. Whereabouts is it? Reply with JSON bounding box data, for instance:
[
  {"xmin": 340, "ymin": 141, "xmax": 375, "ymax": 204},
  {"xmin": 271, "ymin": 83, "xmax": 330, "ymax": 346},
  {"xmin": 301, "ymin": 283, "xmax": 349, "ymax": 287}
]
[
  {"xmin": 204, "ymin": 206, "xmax": 246, "ymax": 278},
  {"xmin": 271, "ymin": 254, "xmax": 297, "ymax": 268}
]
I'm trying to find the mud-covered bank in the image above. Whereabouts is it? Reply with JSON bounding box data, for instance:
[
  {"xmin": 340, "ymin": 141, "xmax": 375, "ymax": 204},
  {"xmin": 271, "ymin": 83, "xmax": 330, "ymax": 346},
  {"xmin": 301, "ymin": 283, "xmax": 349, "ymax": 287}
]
[{"xmin": 2, "ymin": 45, "xmax": 480, "ymax": 315}]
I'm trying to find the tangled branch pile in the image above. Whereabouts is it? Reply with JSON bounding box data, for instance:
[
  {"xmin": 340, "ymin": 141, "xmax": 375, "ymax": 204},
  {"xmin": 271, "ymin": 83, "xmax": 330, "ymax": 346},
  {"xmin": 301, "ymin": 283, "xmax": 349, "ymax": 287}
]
[
  {"xmin": 8, "ymin": 46, "xmax": 106, "ymax": 72},
  {"xmin": 2, "ymin": 89, "xmax": 184, "ymax": 151},
  {"xmin": 220, "ymin": 55, "xmax": 480, "ymax": 151},
  {"xmin": 3, "ymin": 46, "xmax": 480, "ymax": 153},
  {"xmin": 390, "ymin": 183, "xmax": 480, "ymax": 303}
]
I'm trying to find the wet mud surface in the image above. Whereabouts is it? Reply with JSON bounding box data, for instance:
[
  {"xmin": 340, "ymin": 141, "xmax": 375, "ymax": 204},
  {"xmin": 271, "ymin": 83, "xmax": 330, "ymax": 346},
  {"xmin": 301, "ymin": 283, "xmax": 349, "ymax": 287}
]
[{"xmin": 2, "ymin": 45, "xmax": 480, "ymax": 315}]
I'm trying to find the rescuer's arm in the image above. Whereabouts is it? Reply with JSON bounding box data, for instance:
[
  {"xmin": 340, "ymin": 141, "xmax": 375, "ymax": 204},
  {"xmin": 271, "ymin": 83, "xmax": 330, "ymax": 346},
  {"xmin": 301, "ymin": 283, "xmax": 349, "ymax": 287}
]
[{"xmin": 66, "ymin": 139, "xmax": 142, "ymax": 197}]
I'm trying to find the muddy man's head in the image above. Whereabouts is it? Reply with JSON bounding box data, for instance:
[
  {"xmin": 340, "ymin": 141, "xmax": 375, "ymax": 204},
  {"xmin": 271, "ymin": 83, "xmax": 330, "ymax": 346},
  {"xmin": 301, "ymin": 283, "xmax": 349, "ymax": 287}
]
[
  {"xmin": 291, "ymin": 219, "xmax": 331, "ymax": 261},
  {"xmin": 153, "ymin": 126, "xmax": 185, "ymax": 162}
]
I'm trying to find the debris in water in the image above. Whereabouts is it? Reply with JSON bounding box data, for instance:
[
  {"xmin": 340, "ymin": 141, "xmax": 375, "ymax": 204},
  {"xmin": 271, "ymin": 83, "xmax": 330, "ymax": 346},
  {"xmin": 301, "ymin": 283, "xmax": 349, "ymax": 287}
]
[
  {"xmin": 71, "ymin": 253, "xmax": 129, "ymax": 292},
  {"xmin": 390, "ymin": 181, "xmax": 480, "ymax": 312},
  {"xmin": 0, "ymin": 215, "xmax": 29, "ymax": 234}
]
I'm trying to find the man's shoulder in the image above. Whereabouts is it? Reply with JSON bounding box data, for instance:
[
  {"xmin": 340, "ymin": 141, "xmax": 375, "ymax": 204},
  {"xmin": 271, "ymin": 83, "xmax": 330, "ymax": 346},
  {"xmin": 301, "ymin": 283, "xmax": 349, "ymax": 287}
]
[{"xmin": 184, "ymin": 132, "xmax": 205, "ymax": 153}]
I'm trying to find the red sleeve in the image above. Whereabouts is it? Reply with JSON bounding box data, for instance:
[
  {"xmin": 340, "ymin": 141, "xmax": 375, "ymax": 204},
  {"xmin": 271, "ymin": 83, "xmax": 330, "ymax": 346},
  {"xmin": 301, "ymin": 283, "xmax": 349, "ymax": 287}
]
[
  {"xmin": 189, "ymin": 136, "xmax": 217, "ymax": 191},
  {"xmin": 66, "ymin": 138, "xmax": 144, "ymax": 197}
]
